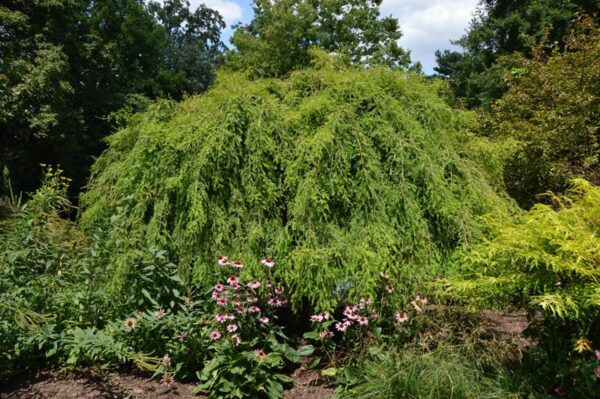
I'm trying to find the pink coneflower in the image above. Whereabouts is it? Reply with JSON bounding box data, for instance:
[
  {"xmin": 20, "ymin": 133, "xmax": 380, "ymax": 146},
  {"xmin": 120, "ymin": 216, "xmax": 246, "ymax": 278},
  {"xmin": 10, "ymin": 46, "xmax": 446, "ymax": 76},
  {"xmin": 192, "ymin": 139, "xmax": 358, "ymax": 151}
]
[
  {"xmin": 554, "ymin": 387, "xmax": 565, "ymax": 396},
  {"xmin": 178, "ymin": 332, "xmax": 187, "ymax": 342},
  {"xmin": 218, "ymin": 256, "xmax": 229, "ymax": 266},
  {"xmin": 595, "ymin": 366, "xmax": 600, "ymax": 379},
  {"xmin": 248, "ymin": 281, "xmax": 261, "ymax": 289},
  {"xmin": 209, "ymin": 330, "xmax": 221, "ymax": 340},
  {"xmin": 358, "ymin": 316, "xmax": 369, "ymax": 325},
  {"xmin": 215, "ymin": 313, "xmax": 227, "ymax": 323},
  {"xmin": 310, "ymin": 314, "xmax": 324, "ymax": 323},
  {"xmin": 395, "ymin": 311, "xmax": 408, "ymax": 323},
  {"xmin": 275, "ymin": 299, "xmax": 287, "ymax": 307},
  {"xmin": 231, "ymin": 261, "xmax": 244, "ymax": 269},
  {"xmin": 160, "ymin": 373, "xmax": 175, "ymax": 387},
  {"xmin": 123, "ymin": 317, "xmax": 137, "ymax": 332},
  {"xmin": 226, "ymin": 324, "xmax": 238, "ymax": 333},
  {"xmin": 371, "ymin": 311, "xmax": 379, "ymax": 320},
  {"xmin": 385, "ymin": 285, "xmax": 394, "ymax": 293},
  {"xmin": 319, "ymin": 331, "xmax": 334, "ymax": 339},
  {"xmin": 248, "ymin": 305, "xmax": 260, "ymax": 313},
  {"xmin": 335, "ymin": 322, "xmax": 348, "ymax": 332},
  {"xmin": 265, "ymin": 281, "xmax": 273, "ymax": 288},
  {"xmin": 227, "ymin": 276, "xmax": 239, "ymax": 285},
  {"xmin": 595, "ymin": 350, "xmax": 600, "ymax": 360},
  {"xmin": 259, "ymin": 316, "xmax": 269, "ymax": 324},
  {"xmin": 154, "ymin": 309, "xmax": 166, "ymax": 319},
  {"xmin": 254, "ymin": 349, "xmax": 267, "ymax": 360},
  {"xmin": 162, "ymin": 354, "xmax": 172, "ymax": 367},
  {"xmin": 380, "ymin": 271, "xmax": 389, "ymax": 279},
  {"xmin": 214, "ymin": 284, "xmax": 224, "ymax": 292},
  {"xmin": 216, "ymin": 297, "xmax": 228, "ymax": 306},
  {"xmin": 261, "ymin": 258, "xmax": 275, "ymax": 268},
  {"xmin": 411, "ymin": 296, "xmax": 428, "ymax": 312}
]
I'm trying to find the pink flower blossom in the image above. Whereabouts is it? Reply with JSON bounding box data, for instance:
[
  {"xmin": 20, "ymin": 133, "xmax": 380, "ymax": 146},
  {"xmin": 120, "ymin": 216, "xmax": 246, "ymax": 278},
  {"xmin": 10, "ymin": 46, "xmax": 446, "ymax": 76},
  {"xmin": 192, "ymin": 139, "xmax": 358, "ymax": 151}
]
[
  {"xmin": 310, "ymin": 314, "xmax": 324, "ymax": 323},
  {"xmin": 227, "ymin": 276, "xmax": 239, "ymax": 285},
  {"xmin": 411, "ymin": 296, "xmax": 428, "ymax": 312},
  {"xmin": 259, "ymin": 316, "xmax": 270, "ymax": 324},
  {"xmin": 595, "ymin": 366, "xmax": 600, "ymax": 379},
  {"xmin": 379, "ymin": 271, "xmax": 389, "ymax": 279},
  {"xmin": 162, "ymin": 354, "xmax": 172, "ymax": 367},
  {"xmin": 248, "ymin": 306, "xmax": 261, "ymax": 313},
  {"xmin": 265, "ymin": 281, "xmax": 273, "ymax": 288},
  {"xmin": 216, "ymin": 297, "xmax": 228, "ymax": 306},
  {"xmin": 227, "ymin": 324, "xmax": 238, "ymax": 333},
  {"xmin": 218, "ymin": 256, "xmax": 229, "ymax": 266},
  {"xmin": 319, "ymin": 331, "xmax": 334, "ymax": 339},
  {"xmin": 255, "ymin": 349, "xmax": 267, "ymax": 360},
  {"xmin": 358, "ymin": 316, "xmax": 369, "ymax": 325},
  {"xmin": 261, "ymin": 258, "xmax": 275, "ymax": 268},
  {"xmin": 335, "ymin": 322, "xmax": 348, "ymax": 332},
  {"xmin": 595, "ymin": 350, "xmax": 600, "ymax": 360},
  {"xmin": 231, "ymin": 261, "xmax": 244, "ymax": 269},
  {"xmin": 215, "ymin": 313, "xmax": 227, "ymax": 323},
  {"xmin": 178, "ymin": 332, "xmax": 187, "ymax": 342},
  {"xmin": 214, "ymin": 284, "xmax": 224, "ymax": 292},
  {"xmin": 209, "ymin": 330, "xmax": 221, "ymax": 341},
  {"xmin": 554, "ymin": 387, "xmax": 565, "ymax": 396},
  {"xmin": 123, "ymin": 317, "xmax": 137, "ymax": 332},
  {"xmin": 160, "ymin": 373, "xmax": 175, "ymax": 387},
  {"xmin": 154, "ymin": 309, "xmax": 166, "ymax": 319},
  {"xmin": 248, "ymin": 281, "xmax": 261, "ymax": 289},
  {"xmin": 371, "ymin": 312, "xmax": 379, "ymax": 320},
  {"xmin": 395, "ymin": 311, "xmax": 408, "ymax": 323},
  {"xmin": 385, "ymin": 285, "xmax": 394, "ymax": 293}
]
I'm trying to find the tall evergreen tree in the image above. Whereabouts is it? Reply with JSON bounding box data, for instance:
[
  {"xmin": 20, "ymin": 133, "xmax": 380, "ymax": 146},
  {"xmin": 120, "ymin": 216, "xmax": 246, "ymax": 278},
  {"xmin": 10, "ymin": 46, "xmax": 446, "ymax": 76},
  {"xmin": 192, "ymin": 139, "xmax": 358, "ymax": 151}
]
[{"xmin": 435, "ymin": 0, "xmax": 599, "ymax": 108}]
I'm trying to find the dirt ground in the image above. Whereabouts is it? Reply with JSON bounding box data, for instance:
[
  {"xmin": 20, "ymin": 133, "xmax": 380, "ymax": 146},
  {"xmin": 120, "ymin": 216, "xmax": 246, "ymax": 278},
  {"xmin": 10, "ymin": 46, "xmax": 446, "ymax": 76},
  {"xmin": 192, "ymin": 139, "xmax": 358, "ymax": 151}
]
[
  {"xmin": 0, "ymin": 366, "xmax": 335, "ymax": 399},
  {"xmin": 0, "ymin": 310, "xmax": 529, "ymax": 399}
]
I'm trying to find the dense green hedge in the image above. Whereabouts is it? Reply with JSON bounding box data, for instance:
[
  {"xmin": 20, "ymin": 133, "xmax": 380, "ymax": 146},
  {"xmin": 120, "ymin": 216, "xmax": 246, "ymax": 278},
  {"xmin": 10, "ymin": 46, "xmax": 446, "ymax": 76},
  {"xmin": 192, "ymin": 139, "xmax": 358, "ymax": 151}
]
[{"xmin": 80, "ymin": 66, "xmax": 513, "ymax": 310}]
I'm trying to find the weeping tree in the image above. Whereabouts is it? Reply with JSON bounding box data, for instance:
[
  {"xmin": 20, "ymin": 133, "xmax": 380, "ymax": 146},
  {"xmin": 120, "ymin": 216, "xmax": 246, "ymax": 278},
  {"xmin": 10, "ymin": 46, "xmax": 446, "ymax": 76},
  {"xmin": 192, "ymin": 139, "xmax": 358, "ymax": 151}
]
[{"xmin": 80, "ymin": 61, "xmax": 513, "ymax": 310}]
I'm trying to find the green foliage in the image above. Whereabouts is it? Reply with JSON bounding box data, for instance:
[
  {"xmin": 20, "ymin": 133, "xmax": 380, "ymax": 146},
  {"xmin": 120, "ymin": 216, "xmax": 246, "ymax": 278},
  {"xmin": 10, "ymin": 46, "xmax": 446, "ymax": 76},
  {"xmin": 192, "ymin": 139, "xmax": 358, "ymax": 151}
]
[
  {"xmin": 227, "ymin": 0, "xmax": 412, "ymax": 77},
  {"xmin": 435, "ymin": 0, "xmax": 599, "ymax": 108},
  {"xmin": 448, "ymin": 179, "xmax": 600, "ymax": 396},
  {"xmin": 80, "ymin": 66, "xmax": 512, "ymax": 311},
  {"xmin": 344, "ymin": 348, "xmax": 511, "ymax": 399},
  {"xmin": 449, "ymin": 179, "xmax": 599, "ymax": 318},
  {"xmin": 491, "ymin": 17, "xmax": 600, "ymax": 207},
  {"xmin": 0, "ymin": 0, "xmax": 224, "ymax": 196}
]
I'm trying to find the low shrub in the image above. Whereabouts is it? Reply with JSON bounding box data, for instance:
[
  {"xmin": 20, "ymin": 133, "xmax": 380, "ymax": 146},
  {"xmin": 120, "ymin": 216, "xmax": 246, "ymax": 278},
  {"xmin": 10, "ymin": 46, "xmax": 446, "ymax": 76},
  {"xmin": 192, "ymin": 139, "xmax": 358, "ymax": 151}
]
[{"xmin": 448, "ymin": 179, "xmax": 600, "ymax": 396}]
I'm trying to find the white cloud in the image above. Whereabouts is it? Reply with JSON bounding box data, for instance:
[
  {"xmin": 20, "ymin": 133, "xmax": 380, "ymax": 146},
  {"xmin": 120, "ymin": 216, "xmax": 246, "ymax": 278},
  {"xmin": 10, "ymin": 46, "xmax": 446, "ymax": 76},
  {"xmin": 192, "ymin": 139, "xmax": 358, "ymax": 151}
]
[
  {"xmin": 183, "ymin": 0, "xmax": 243, "ymax": 25},
  {"xmin": 381, "ymin": 0, "xmax": 478, "ymax": 72}
]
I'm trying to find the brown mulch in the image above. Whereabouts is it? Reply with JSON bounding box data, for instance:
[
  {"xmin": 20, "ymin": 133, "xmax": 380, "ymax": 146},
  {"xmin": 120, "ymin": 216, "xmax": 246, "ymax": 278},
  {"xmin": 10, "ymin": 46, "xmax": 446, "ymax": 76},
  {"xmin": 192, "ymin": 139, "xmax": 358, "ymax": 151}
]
[{"xmin": 0, "ymin": 367, "xmax": 335, "ymax": 399}]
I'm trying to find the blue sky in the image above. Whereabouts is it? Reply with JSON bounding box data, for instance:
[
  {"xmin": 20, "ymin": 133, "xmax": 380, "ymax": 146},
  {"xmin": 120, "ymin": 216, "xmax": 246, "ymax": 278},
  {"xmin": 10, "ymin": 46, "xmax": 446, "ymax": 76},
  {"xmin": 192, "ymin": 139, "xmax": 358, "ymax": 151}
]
[{"xmin": 184, "ymin": 0, "xmax": 479, "ymax": 73}]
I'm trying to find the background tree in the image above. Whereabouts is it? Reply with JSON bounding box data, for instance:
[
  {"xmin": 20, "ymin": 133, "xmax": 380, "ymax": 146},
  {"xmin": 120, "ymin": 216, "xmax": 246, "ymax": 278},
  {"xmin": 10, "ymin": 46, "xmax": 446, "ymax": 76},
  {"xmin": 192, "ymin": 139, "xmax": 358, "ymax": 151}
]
[
  {"xmin": 0, "ymin": 0, "xmax": 224, "ymax": 198},
  {"xmin": 227, "ymin": 0, "xmax": 413, "ymax": 77},
  {"xmin": 490, "ymin": 16, "xmax": 600, "ymax": 207},
  {"xmin": 435, "ymin": 0, "xmax": 599, "ymax": 108}
]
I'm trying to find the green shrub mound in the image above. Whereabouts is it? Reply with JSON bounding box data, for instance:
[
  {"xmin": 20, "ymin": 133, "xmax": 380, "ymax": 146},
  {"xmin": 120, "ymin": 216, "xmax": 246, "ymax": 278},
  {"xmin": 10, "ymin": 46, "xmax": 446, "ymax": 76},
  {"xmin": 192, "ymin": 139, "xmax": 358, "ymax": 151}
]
[{"xmin": 81, "ymin": 66, "xmax": 511, "ymax": 310}]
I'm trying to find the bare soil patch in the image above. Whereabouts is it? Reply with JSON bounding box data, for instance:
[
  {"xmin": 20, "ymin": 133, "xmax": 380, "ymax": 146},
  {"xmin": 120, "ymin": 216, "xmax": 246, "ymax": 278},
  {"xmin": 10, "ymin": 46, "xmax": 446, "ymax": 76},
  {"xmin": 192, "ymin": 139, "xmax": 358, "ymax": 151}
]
[{"xmin": 0, "ymin": 367, "xmax": 334, "ymax": 399}]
